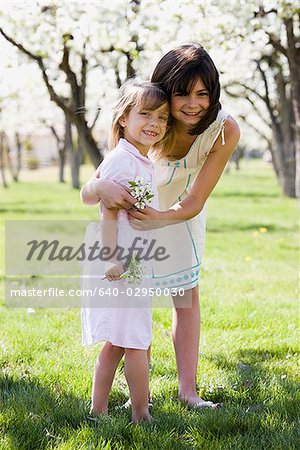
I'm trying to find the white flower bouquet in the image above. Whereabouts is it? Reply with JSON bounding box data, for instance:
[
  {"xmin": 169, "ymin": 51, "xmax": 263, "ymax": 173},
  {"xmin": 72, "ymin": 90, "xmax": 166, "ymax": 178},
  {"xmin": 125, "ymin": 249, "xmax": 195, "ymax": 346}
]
[
  {"xmin": 120, "ymin": 256, "xmax": 144, "ymax": 287},
  {"xmin": 128, "ymin": 176, "xmax": 154, "ymax": 210}
]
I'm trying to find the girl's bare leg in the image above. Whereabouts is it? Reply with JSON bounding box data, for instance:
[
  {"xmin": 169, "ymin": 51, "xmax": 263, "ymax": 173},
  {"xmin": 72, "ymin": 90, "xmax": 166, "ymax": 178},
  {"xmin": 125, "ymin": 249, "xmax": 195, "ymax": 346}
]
[
  {"xmin": 172, "ymin": 286, "xmax": 204, "ymax": 405},
  {"xmin": 147, "ymin": 345, "xmax": 151, "ymax": 400},
  {"xmin": 147, "ymin": 345, "xmax": 151, "ymax": 366},
  {"xmin": 124, "ymin": 348, "xmax": 152, "ymax": 423},
  {"xmin": 91, "ymin": 341, "xmax": 125, "ymax": 414}
]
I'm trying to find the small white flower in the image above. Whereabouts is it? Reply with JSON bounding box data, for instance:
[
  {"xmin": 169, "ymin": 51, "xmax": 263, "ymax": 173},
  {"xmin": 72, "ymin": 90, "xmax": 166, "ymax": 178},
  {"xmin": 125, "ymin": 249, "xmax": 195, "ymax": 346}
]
[{"xmin": 128, "ymin": 177, "xmax": 154, "ymax": 210}]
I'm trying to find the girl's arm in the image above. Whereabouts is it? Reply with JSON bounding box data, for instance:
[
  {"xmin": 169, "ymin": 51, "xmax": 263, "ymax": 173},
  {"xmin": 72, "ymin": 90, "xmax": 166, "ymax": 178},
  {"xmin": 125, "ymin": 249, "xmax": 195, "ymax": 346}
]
[
  {"xmin": 101, "ymin": 205, "xmax": 124, "ymax": 280},
  {"xmin": 129, "ymin": 116, "xmax": 240, "ymax": 228},
  {"xmin": 165, "ymin": 116, "xmax": 240, "ymax": 221},
  {"xmin": 80, "ymin": 168, "xmax": 102, "ymax": 205},
  {"xmin": 101, "ymin": 205, "xmax": 118, "ymax": 252},
  {"xmin": 80, "ymin": 167, "xmax": 135, "ymax": 209}
]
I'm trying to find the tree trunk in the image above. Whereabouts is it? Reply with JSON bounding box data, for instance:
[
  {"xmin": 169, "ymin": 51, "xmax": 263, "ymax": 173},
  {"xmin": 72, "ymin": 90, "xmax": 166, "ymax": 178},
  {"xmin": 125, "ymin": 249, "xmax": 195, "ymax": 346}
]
[
  {"xmin": 272, "ymin": 125, "xmax": 296, "ymax": 198},
  {"xmin": 65, "ymin": 116, "xmax": 80, "ymax": 189},
  {"xmin": 58, "ymin": 145, "xmax": 65, "ymax": 183},
  {"xmin": 15, "ymin": 132, "xmax": 22, "ymax": 180},
  {"xmin": 268, "ymin": 142, "xmax": 280, "ymax": 180},
  {"xmin": 6, "ymin": 135, "xmax": 15, "ymax": 181},
  {"xmin": 290, "ymin": 91, "xmax": 300, "ymax": 197},
  {"xmin": 49, "ymin": 121, "xmax": 66, "ymax": 183},
  {"xmin": 290, "ymin": 88, "xmax": 300, "ymax": 197},
  {"xmin": 6, "ymin": 132, "xmax": 21, "ymax": 182},
  {"xmin": 74, "ymin": 116, "xmax": 102, "ymax": 168},
  {"xmin": 57, "ymin": 118, "xmax": 69, "ymax": 183},
  {"xmin": 70, "ymin": 147, "xmax": 81, "ymax": 189},
  {"xmin": 234, "ymin": 147, "xmax": 244, "ymax": 170},
  {"xmin": 285, "ymin": 17, "xmax": 300, "ymax": 197},
  {"xmin": 0, "ymin": 132, "xmax": 8, "ymax": 188},
  {"xmin": 295, "ymin": 132, "xmax": 300, "ymax": 198},
  {"xmin": 281, "ymin": 120, "xmax": 296, "ymax": 198},
  {"xmin": 8, "ymin": 132, "xmax": 22, "ymax": 181}
]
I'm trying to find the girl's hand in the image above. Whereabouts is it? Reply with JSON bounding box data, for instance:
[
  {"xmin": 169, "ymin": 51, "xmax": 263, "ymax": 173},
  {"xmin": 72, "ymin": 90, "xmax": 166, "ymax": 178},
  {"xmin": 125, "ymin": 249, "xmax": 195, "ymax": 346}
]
[
  {"xmin": 99, "ymin": 179, "xmax": 136, "ymax": 210},
  {"xmin": 128, "ymin": 206, "xmax": 165, "ymax": 230},
  {"xmin": 83, "ymin": 178, "xmax": 136, "ymax": 209},
  {"xmin": 104, "ymin": 263, "xmax": 124, "ymax": 281}
]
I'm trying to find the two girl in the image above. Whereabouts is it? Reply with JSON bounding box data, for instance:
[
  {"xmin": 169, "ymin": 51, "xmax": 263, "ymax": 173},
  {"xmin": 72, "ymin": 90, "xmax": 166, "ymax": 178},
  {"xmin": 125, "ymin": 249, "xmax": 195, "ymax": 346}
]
[
  {"xmin": 81, "ymin": 43, "xmax": 240, "ymax": 414},
  {"xmin": 81, "ymin": 80, "xmax": 170, "ymax": 423}
]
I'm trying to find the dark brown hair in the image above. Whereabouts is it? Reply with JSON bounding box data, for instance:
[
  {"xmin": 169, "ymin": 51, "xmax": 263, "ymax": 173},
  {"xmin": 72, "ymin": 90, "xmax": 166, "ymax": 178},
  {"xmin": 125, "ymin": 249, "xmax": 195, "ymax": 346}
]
[{"xmin": 151, "ymin": 43, "xmax": 221, "ymax": 136}]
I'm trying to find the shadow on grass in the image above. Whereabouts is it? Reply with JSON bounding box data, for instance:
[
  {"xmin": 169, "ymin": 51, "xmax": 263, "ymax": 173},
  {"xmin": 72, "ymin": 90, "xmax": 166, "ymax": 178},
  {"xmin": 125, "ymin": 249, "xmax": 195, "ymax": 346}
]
[
  {"xmin": 0, "ymin": 373, "xmax": 197, "ymax": 450},
  {"xmin": 205, "ymin": 347, "xmax": 299, "ymax": 429},
  {"xmin": 2, "ymin": 347, "xmax": 299, "ymax": 450},
  {"xmin": 0, "ymin": 374, "xmax": 88, "ymax": 450}
]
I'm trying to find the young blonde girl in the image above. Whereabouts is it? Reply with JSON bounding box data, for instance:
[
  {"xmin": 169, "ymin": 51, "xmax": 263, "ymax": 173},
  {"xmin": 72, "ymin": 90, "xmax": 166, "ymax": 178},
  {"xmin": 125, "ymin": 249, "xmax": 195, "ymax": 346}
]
[{"xmin": 81, "ymin": 79, "xmax": 170, "ymax": 423}]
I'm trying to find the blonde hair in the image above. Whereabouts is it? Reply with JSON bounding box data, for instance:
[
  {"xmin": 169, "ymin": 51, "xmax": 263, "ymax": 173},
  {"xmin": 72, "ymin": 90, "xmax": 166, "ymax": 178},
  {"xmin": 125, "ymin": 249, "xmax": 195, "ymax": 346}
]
[{"xmin": 109, "ymin": 79, "xmax": 174, "ymax": 152}]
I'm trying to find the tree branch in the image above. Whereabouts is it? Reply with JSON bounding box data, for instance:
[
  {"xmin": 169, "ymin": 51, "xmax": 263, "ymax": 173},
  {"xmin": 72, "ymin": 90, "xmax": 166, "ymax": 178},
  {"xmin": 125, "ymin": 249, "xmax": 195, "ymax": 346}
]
[
  {"xmin": 255, "ymin": 59, "xmax": 277, "ymax": 124},
  {"xmin": 89, "ymin": 45, "xmax": 119, "ymax": 69},
  {"xmin": 254, "ymin": 5, "xmax": 288, "ymax": 57},
  {"xmin": 224, "ymin": 81, "xmax": 268, "ymax": 108},
  {"xmin": 266, "ymin": 32, "xmax": 288, "ymax": 58},
  {"xmin": 114, "ymin": 65, "xmax": 122, "ymax": 88},
  {"xmin": 0, "ymin": 27, "xmax": 71, "ymax": 116},
  {"xmin": 1, "ymin": 26, "xmax": 101, "ymax": 166},
  {"xmin": 90, "ymin": 108, "xmax": 101, "ymax": 130},
  {"xmin": 81, "ymin": 43, "xmax": 87, "ymax": 108},
  {"xmin": 224, "ymin": 85, "xmax": 270, "ymax": 126},
  {"xmin": 50, "ymin": 125, "xmax": 61, "ymax": 145},
  {"xmin": 239, "ymin": 114, "xmax": 271, "ymax": 146},
  {"xmin": 0, "ymin": 27, "xmax": 41, "ymax": 62},
  {"xmin": 59, "ymin": 34, "xmax": 80, "ymax": 108}
]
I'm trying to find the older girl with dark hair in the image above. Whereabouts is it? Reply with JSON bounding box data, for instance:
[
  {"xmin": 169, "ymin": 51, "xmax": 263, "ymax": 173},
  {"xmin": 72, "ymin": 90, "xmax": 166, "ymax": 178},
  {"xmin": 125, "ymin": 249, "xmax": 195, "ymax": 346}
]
[{"xmin": 81, "ymin": 43, "xmax": 240, "ymax": 409}]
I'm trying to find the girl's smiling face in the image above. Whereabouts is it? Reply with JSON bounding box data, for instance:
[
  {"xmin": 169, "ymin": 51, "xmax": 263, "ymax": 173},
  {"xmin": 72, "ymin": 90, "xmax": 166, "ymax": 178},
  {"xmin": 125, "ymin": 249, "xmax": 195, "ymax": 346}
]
[
  {"xmin": 170, "ymin": 78, "xmax": 210, "ymax": 128},
  {"xmin": 119, "ymin": 104, "xmax": 169, "ymax": 155}
]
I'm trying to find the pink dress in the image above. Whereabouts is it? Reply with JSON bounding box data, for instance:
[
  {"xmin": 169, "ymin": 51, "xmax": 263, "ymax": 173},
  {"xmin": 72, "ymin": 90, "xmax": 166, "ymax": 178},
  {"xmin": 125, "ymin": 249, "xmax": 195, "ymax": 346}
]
[{"xmin": 81, "ymin": 139, "xmax": 158, "ymax": 350}]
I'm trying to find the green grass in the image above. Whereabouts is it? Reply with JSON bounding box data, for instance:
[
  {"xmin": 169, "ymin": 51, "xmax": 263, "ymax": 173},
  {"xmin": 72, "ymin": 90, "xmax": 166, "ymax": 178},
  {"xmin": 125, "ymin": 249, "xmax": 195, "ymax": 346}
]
[{"xmin": 0, "ymin": 161, "xmax": 299, "ymax": 449}]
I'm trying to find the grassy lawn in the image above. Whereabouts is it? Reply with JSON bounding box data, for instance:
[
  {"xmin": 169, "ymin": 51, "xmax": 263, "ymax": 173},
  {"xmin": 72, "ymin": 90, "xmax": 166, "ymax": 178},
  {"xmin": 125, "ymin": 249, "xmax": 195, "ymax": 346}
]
[{"xmin": 0, "ymin": 161, "xmax": 298, "ymax": 449}]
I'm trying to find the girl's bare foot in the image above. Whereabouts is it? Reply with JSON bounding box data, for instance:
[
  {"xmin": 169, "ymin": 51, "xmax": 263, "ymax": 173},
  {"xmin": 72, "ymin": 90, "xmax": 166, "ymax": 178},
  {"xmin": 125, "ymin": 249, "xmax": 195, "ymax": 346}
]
[
  {"xmin": 87, "ymin": 408, "xmax": 109, "ymax": 423},
  {"xmin": 179, "ymin": 394, "xmax": 219, "ymax": 409},
  {"xmin": 131, "ymin": 413, "xmax": 153, "ymax": 424},
  {"xmin": 179, "ymin": 392, "xmax": 201, "ymax": 403},
  {"xmin": 89, "ymin": 406, "xmax": 108, "ymax": 415}
]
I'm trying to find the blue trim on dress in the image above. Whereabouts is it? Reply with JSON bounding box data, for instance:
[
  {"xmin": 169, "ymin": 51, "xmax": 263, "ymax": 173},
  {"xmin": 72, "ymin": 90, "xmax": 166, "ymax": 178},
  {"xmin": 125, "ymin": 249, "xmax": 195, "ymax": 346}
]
[
  {"xmin": 151, "ymin": 195, "xmax": 202, "ymax": 289},
  {"xmin": 185, "ymin": 221, "xmax": 200, "ymax": 265},
  {"xmin": 152, "ymin": 264, "xmax": 200, "ymax": 279},
  {"xmin": 177, "ymin": 194, "xmax": 200, "ymax": 266},
  {"xmin": 163, "ymin": 167, "xmax": 177, "ymax": 186},
  {"xmin": 185, "ymin": 174, "xmax": 191, "ymax": 189},
  {"xmin": 154, "ymin": 273, "xmax": 200, "ymax": 290}
]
